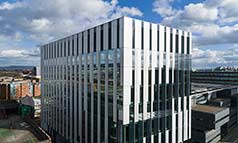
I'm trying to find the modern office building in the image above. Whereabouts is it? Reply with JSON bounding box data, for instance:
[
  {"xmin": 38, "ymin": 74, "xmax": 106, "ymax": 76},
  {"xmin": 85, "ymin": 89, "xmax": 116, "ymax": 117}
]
[{"xmin": 40, "ymin": 16, "xmax": 192, "ymax": 143}]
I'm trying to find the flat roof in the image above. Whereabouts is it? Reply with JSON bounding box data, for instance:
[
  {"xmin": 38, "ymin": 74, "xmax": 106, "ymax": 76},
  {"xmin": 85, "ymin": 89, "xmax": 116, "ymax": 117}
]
[
  {"xmin": 210, "ymin": 98, "xmax": 229, "ymax": 102},
  {"xmin": 191, "ymin": 82, "xmax": 237, "ymax": 95},
  {"xmin": 0, "ymin": 79, "xmax": 32, "ymax": 84},
  {"xmin": 192, "ymin": 104, "xmax": 226, "ymax": 114},
  {"xmin": 0, "ymin": 115, "xmax": 50, "ymax": 142}
]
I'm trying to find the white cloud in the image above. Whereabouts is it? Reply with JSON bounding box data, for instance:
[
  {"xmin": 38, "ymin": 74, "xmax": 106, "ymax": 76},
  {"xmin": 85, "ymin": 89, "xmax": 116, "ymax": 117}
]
[
  {"xmin": 158, "ymin": 0, "xmax": 238, "ymax": 26},
  {"xmin": 0, "ymin": 50, "xmax": 25, "ymax": 58},
  {"xmin": 206, "ymin": 0, "xmax": 238, "ymax": 23},
  {"xmin": 0, "ymin": 48, "xmax": 40, "ymax": 58},
  {"xmin": 194, "ymin": 24, "xmax": 238, "ymax": 46},
  {"xmin": 0, "ymin": 32, "xmax": 23, "ymax": 42},
  {"xmin": 153, "ymin": 0, "xmax": 176, "ymax": 17},
  {"xmin": 192, "ymin": 45, "xmax": 238, "ymax": 69},
  {"xmin": 29, "ymin": 34, "xmax": 54, "ymax": 42},
  {"xmin": 154, "ymin": 0, "xmax": 238, "ymax": 46},
  {"xmin": 152, "ymin": 0, "xmax": 238, "ymax": 69},
  {"xmin": 13, "ymin": 32, "xmax": 23, "ymax": 41},
  {"xmin": 117, "ymin": 7, "xmax": 143, "ymax": 17},
  {"xmin": 0, "ymin": 1, "xmax": 24, "ymax": 10},
  {"xmin": 161, "ymin": 3, "xmax": 219, "ymax": 27},
  {"xmin": 182, "ymin": 3, "xmax": 218, "ymax": 22},
  {"xmin": 30, "ymin": 18, "xmax": 52, "ymax": 32},
  {"xmin": 0, "ymin": 0, "xmax": 143, "ymax": 42},
  {"xmin": 0, "ymin": 0, "xmax": 143, "ymax": 66}
]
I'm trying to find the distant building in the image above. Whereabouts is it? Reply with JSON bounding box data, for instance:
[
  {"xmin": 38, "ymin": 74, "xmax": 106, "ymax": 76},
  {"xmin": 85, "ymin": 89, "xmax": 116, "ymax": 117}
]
[
  {"xmin": 191, "ymin": 104, "xmax": 229, "ymax": 143},
  {"xmin": 0, "ymin": 78, "xmax": 41, "ymax": 100},
  {"xmin": 0, "ymin": 100, "xmax": 19, "ymax": 119},
  {"xmin": 190, "ymin": 83, "xmax": 238, "ymax": 143},
  {"xmin": 214, "ymin": 66, "xmax": 238, "ymax": 72},
  {"xmin": 191, "ymin": 83, "xmax": 237, "ymax": 105},
  {"xmin": 33, "ymin": 97, "xmax": 41, "ymax": 118},
  {"xmin": 41, "ymin": 16, "xmax": 192, "ymax": 143},
  {"xmin": 36, "ymin": 66, "xmax": 41, "ymax": 78},
  {"xmin": 191, "ymin": 71, "xmax": 238, "ymax": 85},
  {"xmin": 19, "ymin": 95, "xmax": 41, "ymax": 118},
  {"xmin": 32, "ymin": 67, "xmax": 37, "ymax": 76},
  {"xmin": 31, "ymin": 66, "xmax": 41, "ymax": 77}
]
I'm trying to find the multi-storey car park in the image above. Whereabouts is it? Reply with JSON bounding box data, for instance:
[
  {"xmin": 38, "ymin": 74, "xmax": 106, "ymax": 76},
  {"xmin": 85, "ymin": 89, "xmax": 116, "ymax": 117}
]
[
  {"xmin": 191, "ymin": 71, "xmax": 238, "ymax": 85},
  {"xmin": 40, "ymin": 16, "xmax": 192, "ymax": 143}
]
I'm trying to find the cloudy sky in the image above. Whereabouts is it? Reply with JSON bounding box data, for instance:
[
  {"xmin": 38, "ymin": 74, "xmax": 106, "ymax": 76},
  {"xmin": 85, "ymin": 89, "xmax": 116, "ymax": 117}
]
[{"xmin": 0, "ymin": 0, "xmax": 238, "ymax": 69}]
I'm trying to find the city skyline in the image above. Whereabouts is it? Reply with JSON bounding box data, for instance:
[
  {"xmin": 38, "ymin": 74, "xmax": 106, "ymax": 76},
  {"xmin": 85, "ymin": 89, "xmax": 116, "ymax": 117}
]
[{"xmin": 0, "ymin": 0, "xmax": 238, "ymax": 69}]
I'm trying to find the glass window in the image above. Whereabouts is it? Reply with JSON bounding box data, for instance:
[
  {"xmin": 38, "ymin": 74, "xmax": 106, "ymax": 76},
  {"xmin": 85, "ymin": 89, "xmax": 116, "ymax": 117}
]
[
  {"xmin": 170, "ymin": 33, "xmax": 173, "ymax": 52},
  {"xmin": 141, "ymin": 22, "xmax": 144, "ymax": 50},
  {"xmin": 187, "ymin": 37, "xmax": 190, "ymax": 54},
  {"xmin": 94, "ymin": 28, "xmax": 96, "ymax": 52},
  {"xmin": 100, "ymin": 25, "xmax": 104, "ymax": 51},
  {"xmin": 87, "ymin": 30, "xmax": 90, "ymax": 53},
  {"xmin": 72, "ymin": 38, "xmax": 74, "ymax": 56},
  {"xmin": 117, "ymin": 19, "xmax": 120, "ymax": 49},
  {"xmin": 149, "ymin": 24, "xmax": 152, "ymax": 50},
  {"xmin": 82, "ymin": 33, "xmax": 84, "ymax": 54},
  {"xmin": 157, "ymin": 26, "xmax": 160, "ymax": 51},
  {"xmin": 182, "ymin": 36, "xmax": 184, "ymax": 54},
  {"xmin": 164, "ymin": 30, "xmax": 166, "ymax": 52},
  {"xmin": 175, "ymin": 35, "xmax": 178, "ymax": 53},
  {"xmin": 108, "ymin": 22, "xmax": 112, "ymax": 50}
]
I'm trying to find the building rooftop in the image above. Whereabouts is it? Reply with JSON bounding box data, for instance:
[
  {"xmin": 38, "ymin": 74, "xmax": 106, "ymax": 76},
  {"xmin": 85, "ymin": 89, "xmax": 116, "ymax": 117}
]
[
  {"xmin": 191, "ymin": 83, "xmax": 237, "ymax": 96},
  {"xmin": 192, "ymin": 104, "xmax": 225, "ymax": 114},
  {"xmin": 0, "ymin": 115, "xmax": 50, "ymax": 143},
  {"xmin": 0, "ymin": 78, "xmax": 32, "ymax": 85}
]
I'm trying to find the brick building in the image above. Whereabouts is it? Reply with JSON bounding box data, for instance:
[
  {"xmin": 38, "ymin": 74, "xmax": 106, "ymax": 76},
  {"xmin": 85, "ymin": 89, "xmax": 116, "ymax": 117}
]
[{"xmin": 0, "ymin": 78, "xmax": 40, "ymax": 100}]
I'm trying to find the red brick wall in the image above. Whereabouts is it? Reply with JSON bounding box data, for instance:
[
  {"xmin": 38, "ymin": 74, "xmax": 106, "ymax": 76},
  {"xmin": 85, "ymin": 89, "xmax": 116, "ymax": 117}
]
[
  {"xmin": 34, "ymin": 83, "xmax": 41, "ymax": 97},
  {"xmin": 1, "ymin": 80, "xmax": 41, "ymax": 100},
  {"xmin": 15, "ymin": 83, "xmax": 31, "ymax": 98}
]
